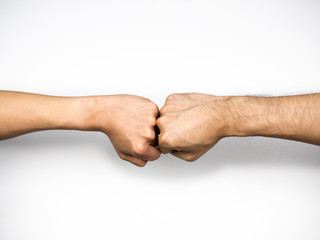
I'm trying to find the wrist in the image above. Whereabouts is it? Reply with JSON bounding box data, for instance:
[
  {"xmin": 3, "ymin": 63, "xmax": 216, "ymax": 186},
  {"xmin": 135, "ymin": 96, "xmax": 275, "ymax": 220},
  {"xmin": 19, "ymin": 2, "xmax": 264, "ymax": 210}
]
[
  {"xmin": 205, "ymin": 95, "xmax": 238, "ymax": 140},
  {"xmin": 222, "ymin": 96, "xmax": 282, "ymax": 138},
  {"xmin": 51, "ymin": 96, "xmax": 90, "ymax": 130},
  {"xmin": 69, "ymin": 95, "xmax": 114, "ymax": 133}
]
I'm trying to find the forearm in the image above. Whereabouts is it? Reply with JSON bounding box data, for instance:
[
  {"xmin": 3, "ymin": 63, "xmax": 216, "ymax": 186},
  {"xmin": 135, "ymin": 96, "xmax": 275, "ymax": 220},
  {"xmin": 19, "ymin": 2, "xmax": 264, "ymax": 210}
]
[
  {"xmin": 0, "ymin": 91, "xmax": 159, "ymax": 166},
  {"xmin": 0, "ymin": 91, "xmax": 91, "ymax": 140},
  {"xmin": 224, "ymin": 94, "xmax": 320, "ymax": 145}
]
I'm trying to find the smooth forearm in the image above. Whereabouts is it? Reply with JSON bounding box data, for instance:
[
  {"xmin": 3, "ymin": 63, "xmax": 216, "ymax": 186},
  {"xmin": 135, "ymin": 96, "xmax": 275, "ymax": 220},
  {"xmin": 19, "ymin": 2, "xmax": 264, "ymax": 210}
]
[
  {"xmin": 223, "ymin": 94, "xmax": 320, "ymax": 145},
  {"xmin": 0, "ymin": 91, "xmax": 92, "ymax": 140}
]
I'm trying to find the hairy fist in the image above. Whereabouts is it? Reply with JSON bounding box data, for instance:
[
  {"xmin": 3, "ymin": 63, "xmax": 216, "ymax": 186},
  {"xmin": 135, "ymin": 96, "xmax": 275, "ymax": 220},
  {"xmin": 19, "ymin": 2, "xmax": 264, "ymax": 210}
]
[
  {"xmin": 86, "ymin": 95, "xmax": 161, "ymax": 167},
  {"xmin": 157, "ymin": 93, "xmax": 228, "ymax": 161}
]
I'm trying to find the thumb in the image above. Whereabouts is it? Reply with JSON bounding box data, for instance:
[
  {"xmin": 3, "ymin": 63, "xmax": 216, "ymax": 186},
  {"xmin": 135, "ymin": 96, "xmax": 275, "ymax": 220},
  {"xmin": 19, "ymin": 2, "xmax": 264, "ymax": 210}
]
[{"xmin": 158, "ymin": 133, "xmax": 175, "ymax": 154}]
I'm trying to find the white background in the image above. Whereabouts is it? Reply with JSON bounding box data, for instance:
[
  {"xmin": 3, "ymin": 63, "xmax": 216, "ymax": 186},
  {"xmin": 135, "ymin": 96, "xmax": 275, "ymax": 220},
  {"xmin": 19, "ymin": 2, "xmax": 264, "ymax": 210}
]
[{"xmin": 1, "ymin": 0, "xmax": 320, "ymax": 239}]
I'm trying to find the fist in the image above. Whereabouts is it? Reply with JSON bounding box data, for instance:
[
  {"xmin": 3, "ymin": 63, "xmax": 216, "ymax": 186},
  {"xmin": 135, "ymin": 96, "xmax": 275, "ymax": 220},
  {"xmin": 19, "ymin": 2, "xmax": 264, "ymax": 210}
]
[
  {"xmin": 156, "ymin": 93, "xmax": 228, "ymax": 161},
  {"xmin": 87, "ymin": 95, "xmax": 161, "ymax": 167}
]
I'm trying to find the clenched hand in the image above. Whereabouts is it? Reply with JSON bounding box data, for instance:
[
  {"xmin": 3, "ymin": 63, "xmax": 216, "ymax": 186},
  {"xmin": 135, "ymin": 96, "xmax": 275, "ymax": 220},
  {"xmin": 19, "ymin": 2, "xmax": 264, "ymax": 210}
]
[
  {"xmin": 85, "ymin": 95, "xmax": 161, "ymax": 167},
  {"xmin": 156, "ymin": 93, "xmax": 229, "ymax": 161}
]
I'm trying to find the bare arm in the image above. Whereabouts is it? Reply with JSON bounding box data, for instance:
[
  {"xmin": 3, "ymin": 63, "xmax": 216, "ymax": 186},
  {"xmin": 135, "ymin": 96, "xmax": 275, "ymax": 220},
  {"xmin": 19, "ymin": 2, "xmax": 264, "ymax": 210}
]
[
  {"xmin": 226, "ymin": 94, "xmax": 320, "ymax": 145},
  {"xmin": 0, "ymin": 91, "xmax": 84, "ymax": 140},
  {"xmin": 157, "ymin": 93, "xmax": 320, "ymax": 161},
  {"xmin": 0, "ymin": 91, "xmax": 160, "ymax": 166}
]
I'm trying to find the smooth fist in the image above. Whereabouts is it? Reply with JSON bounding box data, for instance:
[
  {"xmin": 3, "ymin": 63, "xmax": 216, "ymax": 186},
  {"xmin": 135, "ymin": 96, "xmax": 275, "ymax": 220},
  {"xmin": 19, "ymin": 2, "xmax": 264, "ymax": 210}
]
[{"xmin": 85, "ymin": 95, "xmax": 161, "ymax": 167}]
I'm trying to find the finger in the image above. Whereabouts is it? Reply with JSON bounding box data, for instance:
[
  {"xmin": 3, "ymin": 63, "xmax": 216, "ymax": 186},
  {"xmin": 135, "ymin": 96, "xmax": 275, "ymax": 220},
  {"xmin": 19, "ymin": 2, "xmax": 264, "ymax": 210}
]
[
  {"xmin": 165, "ymin": 93, "xmax": 180, "ymax": 103},
  {"xmin": 170, "ymin": 150, "xmax": 199, "ymax": 162},
  {"xmin": 158, "ymin": 140, "xmax": 172, "ymax": 154},
  {"xmin": 150, "ymin": 102, "xmax": 160, "ymax": 118},
  {"xmin": 145, "ymin": 127, "xmax": 158, "ymax": 147},
  {"xmin": 120, "ymin": 153, "xmax": 148, "ymax": 167},
  {"xmin": 159, "ymin": 105, "xmax": 166, "ymax": 116},
  {"xmin": 157, "ymin": 130, "xmax": 176, "ymax": 154},
  {"xmin": 135, "ymin": 145, "xmax": 161, "ymax": 161},
  {"xmin": 149, "ymin": 137, "xmax": 157, "ymax": 147}
]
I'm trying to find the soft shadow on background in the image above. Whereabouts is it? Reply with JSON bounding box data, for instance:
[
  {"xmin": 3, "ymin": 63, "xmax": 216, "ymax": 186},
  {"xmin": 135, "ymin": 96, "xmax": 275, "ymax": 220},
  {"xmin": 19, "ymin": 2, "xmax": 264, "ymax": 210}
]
[{"xmin": 1, "ymin": 131, "xmax": 319, "ymax": 179}]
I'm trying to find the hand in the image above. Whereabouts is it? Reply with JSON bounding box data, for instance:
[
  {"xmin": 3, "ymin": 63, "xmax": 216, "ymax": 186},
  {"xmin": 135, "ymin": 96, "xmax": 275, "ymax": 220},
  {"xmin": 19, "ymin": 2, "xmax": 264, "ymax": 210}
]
[
  {"xmin": 157, "ymin": 93, "xmax": 229, "ymax": 161},
  {"xmin": 85, "ymin": 95, "xmax": 161, "ymax": 167}
]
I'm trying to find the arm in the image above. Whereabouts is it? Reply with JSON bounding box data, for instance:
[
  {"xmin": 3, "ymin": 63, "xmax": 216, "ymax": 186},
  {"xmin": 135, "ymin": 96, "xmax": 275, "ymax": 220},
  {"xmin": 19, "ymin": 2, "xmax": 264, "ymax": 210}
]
[
  {"xmin": 157, "ymin": 93, "xmax": 320, "ymax": 161},
  {"xmin": 0, "ymin": 91, "xmax": 160, "ymax": 166}
]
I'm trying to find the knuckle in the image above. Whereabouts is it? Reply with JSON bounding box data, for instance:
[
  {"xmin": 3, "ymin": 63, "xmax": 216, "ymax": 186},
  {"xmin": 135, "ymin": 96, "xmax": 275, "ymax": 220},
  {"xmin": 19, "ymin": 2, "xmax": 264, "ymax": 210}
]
[
  {"xmin": 167, "ymin": 93, "xmax": 178, "ymax": 101},
  {"xmin": 155, "ymin": 150, "xmax": 161, "ymax": 159},
  {"xmin": 145, "ymin": 116, "xmax": 156, "ymax": 126},
  {"xmin": 159, "ymin": 147, "xmax": 170, "ymax": 155},
  {"xmin": 146, "ymin": 102, "xmax": 159, "ymax": 114},
  {"xmin": 118, "ymin": 153, "xmax": 127, "ymax": 161},
  {"xmin": 139, "ymin": 162, "xmax": 147, "ymax": 167},
  {"xmin": 145, "ymin": 129, "xmax": 155, "ymax": 140},
  {"xmin": 156, "ymin": 117, "xmax": 164, "ymax": 128},
  {"xmin": 150, "ymin": 103, "xmax": 159, "ymax": 114},
  {"xmin": 184, "ymin": 155, "xmax": 198, "ymax": 162},
  {"xmin": 160, "ymin": 106, "xmax": 167, "ymax": 116},
  {"xmin": 159, "ymin": 133, "xmax": 175, "ymax": 147},
  {"xmin": 132, "ymin": 143, "xmax": 148, "ymax": 156}
]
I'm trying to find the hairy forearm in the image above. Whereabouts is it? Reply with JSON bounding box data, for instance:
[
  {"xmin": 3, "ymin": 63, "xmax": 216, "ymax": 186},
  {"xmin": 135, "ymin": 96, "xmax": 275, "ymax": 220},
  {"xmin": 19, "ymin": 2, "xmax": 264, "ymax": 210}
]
[
  {"xmin": 0, "ymin": 91, "xmax": 92, "ymax": 140},
  {"xmin": 224, "ymin": 94, "xmax": 320, "ymax": 145}
]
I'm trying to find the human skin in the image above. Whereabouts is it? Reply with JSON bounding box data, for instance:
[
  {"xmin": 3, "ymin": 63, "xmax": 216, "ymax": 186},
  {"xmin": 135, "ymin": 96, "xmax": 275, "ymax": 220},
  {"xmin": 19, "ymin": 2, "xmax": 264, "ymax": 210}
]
[
  {"xmin": 0, "ymin": 91, "xmax": 160, "ymax": 167},
  {"xmin": 157, "ymin": 93, "xmax": 320, "ymax": 161}
]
